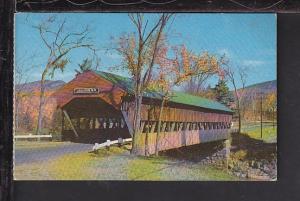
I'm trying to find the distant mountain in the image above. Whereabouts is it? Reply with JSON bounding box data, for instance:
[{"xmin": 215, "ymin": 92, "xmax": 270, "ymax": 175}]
[
  {"xmin": 243, "ymin": 80, "xmax": 276, "ymax": 94},
  {"xmin": 16, "ymin": 80, "xmax": 65, "ymax": 92},
  {"xmin": 236, "ymin": 80, "xmax": 277, "ymax": 101}
]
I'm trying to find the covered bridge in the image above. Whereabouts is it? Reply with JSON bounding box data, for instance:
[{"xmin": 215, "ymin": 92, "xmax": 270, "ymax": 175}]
[{"xmin": 53, "ymin": 70, "xmax": 233, "ymax": 155}]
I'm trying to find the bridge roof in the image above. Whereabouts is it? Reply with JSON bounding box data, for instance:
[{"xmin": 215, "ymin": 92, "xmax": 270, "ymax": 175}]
[{"xmin": 94, "ymin": 70, "xmax": 233, "ymax": 113}]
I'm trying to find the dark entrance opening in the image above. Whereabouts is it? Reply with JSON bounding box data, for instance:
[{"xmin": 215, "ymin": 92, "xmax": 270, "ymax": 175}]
[{"xmin": 61, "ymin": 97, "xmax": 130, "ymax": 144}]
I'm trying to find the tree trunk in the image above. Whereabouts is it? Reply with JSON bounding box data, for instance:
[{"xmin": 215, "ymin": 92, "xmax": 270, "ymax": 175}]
[
  {"xmin": 236, "ymin": 98, "xmax": 242, "ymax": 134},
  {"xmin": 145, "ymin": 106, "xmax": 154, "ymax": 156},
  {"xmin": 272, "ymin": 108, "xmax": 275, "ymax": 128},
  {"xmin": 155, "ymin": 98, "xmax": 165, "ymax": 156},
  {"xmin": 131, "ymin": 94, "xmax": 143, "ymax": 155},
  {"xmin": 238, "ymin": 110, "xmax": 241, "ymax": 134},
  {"xmin": 232, "ymin": 81, "xmax": 242, "ymax": 134},
  {"xmin": 35, "ymin": 69, "xmax": 47, "ymax": 135},
  {"xmin": 145, "ymin": 109, "xmax": 150, "ymax": 156},
  {"xmin": 145, "ymin": 123, "xmax": 149, "ymax": 156},
  {"xmin": 15, "ymin": 98, "xmax": 19, "ymax": 131}
]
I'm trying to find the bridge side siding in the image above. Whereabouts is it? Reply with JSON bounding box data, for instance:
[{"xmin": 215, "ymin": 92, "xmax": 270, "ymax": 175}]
[
  {"xmin": 127, "ymin": 103, "xmax": 232, "ymax": 122},
  {"xmin": 139, "ymin": 104, "xmax": 232, "ymax": 122},
  {"xmin": 135, "ymin": 129, "xmax": 230, "ymax": 155},
  {"xmin": 125, "ymin": 102, "xmax": 232, "ymax": 155},
  {"xmin": 126, "ymin": 102, "xmax": 232, "ymax": 131}
]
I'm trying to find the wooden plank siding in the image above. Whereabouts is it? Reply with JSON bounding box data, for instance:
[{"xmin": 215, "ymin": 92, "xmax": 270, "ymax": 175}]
[
  {"xmin": 135, "ymin": 129, "xmax": 230, "ymax": 155},
  {"xmin": 125, "ymin": 102, "xmax": 232, "ymax": 129}
]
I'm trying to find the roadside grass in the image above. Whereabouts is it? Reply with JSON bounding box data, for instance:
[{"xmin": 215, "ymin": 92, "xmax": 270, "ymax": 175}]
[
  {"xmin": 15, "ymin": 142, "xmax": 240, "ymax": 180},
  {"xmin": 243, "ymin": 126, "xmax": 277, "ymax": 143},
  {"xmin": 127, "ymin": 155, "xmax": 238, "ymax": 181},
  {"xmin": 127, "ymin": 156, "xmax": 168, "ymax": 180},
  {"xmin": 49, "ymin": 152, "xmax": 95, "ymax": 180},
  {"xmin": 14, "ymin": 162, "xmax": 53, "ymax": 180},
  {"xmin": 14, "ymin": 141, "xmax": 71, "ymax": 151},
  {"xmin": 15, "ymin": 128, "xmax": 51, "ymax": 136},
  {"xmin": 48, "ymin": 146, "xmax": 127, "ymax": 180}
]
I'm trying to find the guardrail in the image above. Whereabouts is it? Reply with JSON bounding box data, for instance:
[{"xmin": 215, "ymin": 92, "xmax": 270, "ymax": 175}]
[{"xmin": 91, "ymin": 138, "xmax": 132, "ymax": 152}]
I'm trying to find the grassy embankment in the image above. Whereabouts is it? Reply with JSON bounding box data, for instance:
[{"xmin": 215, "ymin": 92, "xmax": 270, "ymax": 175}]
[
  {"xmin": 15, "ymin": 144, "xmax": 239, "ymax": 181},
  {"xmin": 14, "ymin": 141, "xmax": 70, "ymax": 151},
  {"xmin": 241, "ymin": 122, "xmax": 277, "ymax": 143},
  {"xmin": 51, "ymin": 147, "xmax": 238, "ymax": 180}
]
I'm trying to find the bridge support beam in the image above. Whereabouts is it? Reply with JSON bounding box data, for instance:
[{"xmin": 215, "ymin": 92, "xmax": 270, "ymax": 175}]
[{"xmin": 224, "ymin": 138, "xmax": 231, "ymax": 171}]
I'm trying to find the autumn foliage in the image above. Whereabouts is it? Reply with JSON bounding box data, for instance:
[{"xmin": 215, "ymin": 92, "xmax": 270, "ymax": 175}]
[{"xmin": 15, "ymin": 87, "xmax": 58, "ymax": 133}]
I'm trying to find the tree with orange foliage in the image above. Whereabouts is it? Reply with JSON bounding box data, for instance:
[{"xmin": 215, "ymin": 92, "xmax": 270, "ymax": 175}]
[
  {"xmin": 264, "ymin": 92, "xmax": 277, "ymax": 126},
  {"xmin": 114, "ymin": 13, "xmax": 173, "ymax": 155},
  {"xmin": 151, "ymin": 46, "xmax": 221, "ymax": 156},
  {"xmin": 183, "ymin": 51, "xmax": 222, "ymax": 95}
]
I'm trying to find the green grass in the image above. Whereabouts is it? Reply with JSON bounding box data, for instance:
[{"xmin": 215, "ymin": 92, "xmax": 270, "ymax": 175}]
[
  {"xmin": 49, "ymin": 152, "xmax": 96, "ymax": 180},
  {"xmin": 15, "ymin": 145, "xmax": 240, "ymax": 180},
  {"xmin": 14, "ymin": 162, "xmax": 52, "ymax": 180},
  {"xmin": 127, "ymin": 156, "xmax": 238, "ymax": 181},
  {"xmin": 243, "ymin": 126, "xmax": 277, "ymax": 143},
  {"xmin": 49, "ymin": 146, "xmax": 126, "ymax": 180},
  {"xmin": 14, "ymin": 141, "xmax": 71, "ymax": 150},
  {"xmin": 14, "ymin": 128, "xmax": 53, "ymax": 137},
  {"xmin": 127, "ymin": 156, "xmax": 168, "ymax": 180}
]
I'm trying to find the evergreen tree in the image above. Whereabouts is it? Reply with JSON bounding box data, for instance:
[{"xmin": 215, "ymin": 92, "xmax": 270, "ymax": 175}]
[{"xmin": 214, "ymin": 79, "xmax": 232, "ymax": 107}]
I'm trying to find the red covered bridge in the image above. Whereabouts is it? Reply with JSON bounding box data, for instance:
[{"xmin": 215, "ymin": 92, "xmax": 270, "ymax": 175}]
[{"xmin": 53, "ymin": 70, "xmax": 233, "ymax": 155}]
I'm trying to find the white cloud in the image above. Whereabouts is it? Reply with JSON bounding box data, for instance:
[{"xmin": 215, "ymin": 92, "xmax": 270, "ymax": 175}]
[
  {"xmin": 256, "ymin": 48, "xmax": 276, "ymax": 57},
  {"xmin": 241, "ymin": 60, "xmax": 266, "ymax": 67},
  {"xmin": 217, "ymin": 48, "xmax": 231, "ymax": 58}
]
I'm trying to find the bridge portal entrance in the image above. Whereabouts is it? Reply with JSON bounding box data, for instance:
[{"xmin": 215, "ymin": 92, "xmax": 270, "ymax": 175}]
[{"xmin": 61, "ymin": 97, "xmax": 130, "ymax": 144}]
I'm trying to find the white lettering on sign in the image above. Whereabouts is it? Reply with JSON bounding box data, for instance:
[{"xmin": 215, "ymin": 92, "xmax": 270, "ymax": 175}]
[{"xmin": 73, "ymin": 88, "xmax": 99, "ymax": 94}]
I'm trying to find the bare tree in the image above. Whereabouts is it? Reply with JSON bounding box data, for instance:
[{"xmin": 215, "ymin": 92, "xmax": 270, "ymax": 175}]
[
  {"xmin": 14, "ymin": 53, "xmax": 37, "ymax": 131},
  {"xmin": 33, "ymin": 15, "xmax": 96, "ymax": 135},
  {"xmin": 114, "ymin": 13, "xmax": 173, "ymax": 154},
  {"xmin": 224, "ymin": 64, "xmax": 247, "ymax": 133}
]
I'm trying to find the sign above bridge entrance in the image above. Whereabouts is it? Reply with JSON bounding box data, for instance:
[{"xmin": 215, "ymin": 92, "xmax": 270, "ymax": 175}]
[{"xmin": 73, "ymin": 88, "xmax": 99, "ymax": 95}]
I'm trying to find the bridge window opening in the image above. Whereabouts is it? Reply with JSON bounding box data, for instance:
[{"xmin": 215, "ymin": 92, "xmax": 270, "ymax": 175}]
[
  {"xmin": 191, "ymin": 123, "xmax": 195, "ymax": 130},
  {"xmin": 165, "ymin": 122, "xmax": 170, "ymax": 132},
  {"xmin": 95, "ymin": 118, "xmax": 100, "ymax": 129},
  {"xmin": 124, "ymin": 117, "xmax": 234, "ymax": 134},
  {"xmin": 173, "ymin": 122, "xmax": 178, "ymax": 131},
  {"xmin": 138, "ymin": 120, "xmax": 231, "ymax": 134},
  {"xmin": 205, "ymin": 122, "xmax": 209, "ymax": 130},
  {"xmin": 142, "ymin": 121, "xmax": 149, "ymax": 133}
]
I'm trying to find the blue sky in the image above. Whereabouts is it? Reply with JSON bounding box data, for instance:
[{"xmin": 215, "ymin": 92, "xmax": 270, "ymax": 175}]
[{"xmin": 15, "ymin": 13, "xmax": 276, "ymax": 89}]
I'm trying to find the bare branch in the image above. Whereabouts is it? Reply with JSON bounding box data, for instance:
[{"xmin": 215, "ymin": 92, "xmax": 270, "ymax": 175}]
[{"xmin": 34, "ymin": 24, "xmax": 52, "ymax": 50}]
